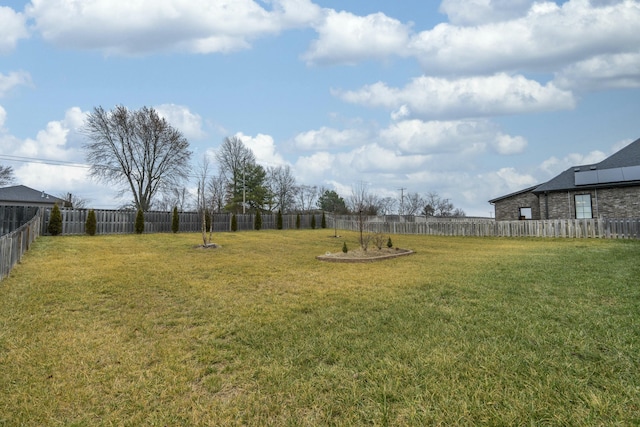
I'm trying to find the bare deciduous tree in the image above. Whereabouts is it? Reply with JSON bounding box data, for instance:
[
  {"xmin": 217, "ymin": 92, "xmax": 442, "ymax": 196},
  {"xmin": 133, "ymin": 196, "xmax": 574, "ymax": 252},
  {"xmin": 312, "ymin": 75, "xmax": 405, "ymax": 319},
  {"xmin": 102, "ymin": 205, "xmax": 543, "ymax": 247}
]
[
  {"xmin": 349, "ymin": 183, "xmax": 380, "ymax": 216},
  {"xmin": 82, "ymin": 105, "xmax": 192, "ymax": 211},
  {"xmin": 266, "ymin": 165, "xmax": 297, "ymax": 213},
  {"xmin": 207, "ymin": 172, "xmax": 227, "ymax": 214},
  {"xmin": 295, "ymin": 184, "xmax": 318, "ymax": 212},
  {"xmin": 423, "ymin": 191, "xmax": 461, "ymax": 217},
  {"xmin": 349, "ymin": 182, "xmax": 375, "ymax": 249},
  {"xmin": 196, "ymin": 156, "xmax": 212, "ymax": 246},
  {"xmin": 0, "ymin": 165, "xmax": 15, "ymax": 187},
  {"xmin": 404, "ymin": 192, "xmax": 425, "ymax": 216},
  {"xmin": 155, "ymin": 187, "xmax": 189, "ymax": 212},
  {"xmin": 378, "ymin": 196, "xmax": 397, "ymax": 215}
]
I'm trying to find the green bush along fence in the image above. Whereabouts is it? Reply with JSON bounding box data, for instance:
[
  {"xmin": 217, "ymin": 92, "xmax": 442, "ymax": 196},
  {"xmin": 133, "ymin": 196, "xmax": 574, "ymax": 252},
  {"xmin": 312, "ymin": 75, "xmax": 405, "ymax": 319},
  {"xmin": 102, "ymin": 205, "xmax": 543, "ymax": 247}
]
[
  {"xmin": 5, "ymin": 206, "xmax": 640, "ymax": 240},
  {"xmin": 38, "ymin": 208, "xmax": 323, "ymax": 235}
]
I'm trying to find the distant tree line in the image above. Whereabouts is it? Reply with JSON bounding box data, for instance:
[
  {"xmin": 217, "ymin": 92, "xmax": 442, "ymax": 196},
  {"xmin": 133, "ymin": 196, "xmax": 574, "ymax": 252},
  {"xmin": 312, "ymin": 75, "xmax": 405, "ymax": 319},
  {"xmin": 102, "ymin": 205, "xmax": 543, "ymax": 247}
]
[{"xmin": 79, "ymin": 105, "xmax": 465, "ymax": 217}]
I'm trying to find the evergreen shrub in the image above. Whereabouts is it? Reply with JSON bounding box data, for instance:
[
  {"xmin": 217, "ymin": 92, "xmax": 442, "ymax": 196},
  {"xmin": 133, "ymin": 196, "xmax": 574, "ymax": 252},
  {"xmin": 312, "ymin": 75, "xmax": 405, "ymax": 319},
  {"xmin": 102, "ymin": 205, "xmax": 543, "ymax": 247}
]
[
  {"xmin": 277, "ymin": 210, "xmax": 283, "ymax": 230},
  {"xmin": 85, "ymin": 209, "xmax": 97, "ymax": 236},
  {"xmin": 135, "ymin": 209, "xmax": 145, "ymax": 234},
  {"xmin": 311, "ymin": 214, "xmax": 316, "ymax": 229},
  {"xmin": 172, "ymin": 206, "xmax": 179, "ymax": 233},
  {"xmin": 254, "ymin": 210, "xmax": 262, "ymax": 230},
  {"xmin": 296, "ymin": 213, "xmax": 301, "ymax": 229},
  {"xmin": 321, "ymin": 211, "xmax": 326, "ymax": 228},
  {"xmin": 48, "ymin": 203, "xmax": 62, "ymax": 236},
  {"xmin": 342, "ymin": 241, "xmax": 348, "ymax": 253},
  {"xmin": 231, "ymin": 214, "xmax": 237, "ymax": 232}
]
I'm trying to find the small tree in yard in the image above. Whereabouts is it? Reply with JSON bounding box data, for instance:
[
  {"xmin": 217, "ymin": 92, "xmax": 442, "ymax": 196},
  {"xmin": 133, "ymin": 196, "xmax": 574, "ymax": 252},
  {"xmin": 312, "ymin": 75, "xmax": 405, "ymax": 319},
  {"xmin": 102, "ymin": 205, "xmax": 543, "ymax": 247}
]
[
  {"xmin": 342, "ymin": 241, "xmax": 348, "ymax": 253},
  {"xmin": 372, "ymin": 232, "xmax": 386, "ymax": 250},
  {"xmin": 135, "ymin": 209, "xmax": 145, "ymax": 234},
  {"xmin": 321, "ymin": 211, "xmax": 326, "ymax": 229},
  {"xmin": 296, "ymin": 213, "xmax": 301, "ymax": 229},
  {"xmin": 85, "ymin": 209, "xmax": 97, "ymax": 236},
  {"xmin": 387, "ymin": 237, "xmax": 393, "ymax": 248},
  {"xmin": 172, "ymin": 206, "xmax": 179, "ymax": 233},
  {"xmin": 231, "ymin": 214, "xmax": 237, "ymax": 232},
  {"xmin": 48, "ymin": 203, "xmax": 62, "ymax": 236},
  {"xmin": 277, "ymin": 210, "xmax": 283, "ymax": 230},
  {"xmin": 310, "ymin": 214, "xmax": 316, "ymax": 230},
  {"xmin": 254, "ymin": 210, "xmax": 262, "ymax": 230}
]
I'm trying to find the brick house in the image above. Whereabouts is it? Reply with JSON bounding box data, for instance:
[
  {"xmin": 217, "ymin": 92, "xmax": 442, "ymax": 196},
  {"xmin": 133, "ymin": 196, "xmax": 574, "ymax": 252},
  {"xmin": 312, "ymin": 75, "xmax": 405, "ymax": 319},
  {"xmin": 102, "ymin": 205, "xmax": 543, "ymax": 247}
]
[{"xmin": 489, "ymin": 137, "xmax": 640, "ymax": 221}]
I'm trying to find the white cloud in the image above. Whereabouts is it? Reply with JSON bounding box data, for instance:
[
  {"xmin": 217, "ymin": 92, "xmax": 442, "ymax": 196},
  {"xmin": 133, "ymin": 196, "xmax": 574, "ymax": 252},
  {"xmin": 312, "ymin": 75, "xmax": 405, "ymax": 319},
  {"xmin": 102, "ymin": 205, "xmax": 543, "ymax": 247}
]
[
  {"xmin": 379, "ymin": 119, "xmax": 493, "ymax": 155},
  {"xmin": 538, "ymin": 150, "xmax": 608, "ymax": 176},
  {"xmin": 554, "ymin": 51, "xmax": 640, "ymax": 91},
  {"xmin": 336, "ymin": 73, "xmax": 575, "ymax": 120},
  {"xmin": 0, "ymin": 107, "xmax": 118, "ymax": 208},
  {"xmin": 302, "ymin": 10, "xmax": 410, "ymax": 65},
  {"xmin": 5, "ymin": 107, "xmax": 86, "ymax": 161},
  {"xmin": 410, "ymin": 0, "xmax": 640, "ymax": 76},
  {"xmin": 155, "ymin": 104, "xmax": 206, "ymax": 140},
  {"xmin": 236, "ymin": 132, "xmax": 287, "ymax": 168},
  {"xmin": 294, "ymin": 151, "xmax": 335, "ymax": 184},
  {"xmin": 492, "ymin": 133, "xmax": 528, "ymax": 155},
  {"xmin": 292, "ymin": 126, "xmax": 370, "ymax": 150},
  {"xmin": 16, "ymin": 163, "xmax": 90, "ymax": 196},
  {"xmin": 348, "ymin": 144, "xmax": 427, "ymax": 173},
  {"xmin": 0, "ymin": 6, "xmax": 29, "ymax": 53},
  {"xmin": 439, "ymin": 0, "xmax": 534, "ymax": 26},
  {"xmin": 485, "ymin": 167, "xmax": 538, "ymax": 194},
  {"xmin": 0, "ymin": 71, "xmax": 32, "ymax": 97},
  {"xmin": 610, "ymin": 138, "xmax": 635, "ymax": 153},
  {"xmin": 26, "ymin": 0, "xmax": 321, "ymax": 55}
]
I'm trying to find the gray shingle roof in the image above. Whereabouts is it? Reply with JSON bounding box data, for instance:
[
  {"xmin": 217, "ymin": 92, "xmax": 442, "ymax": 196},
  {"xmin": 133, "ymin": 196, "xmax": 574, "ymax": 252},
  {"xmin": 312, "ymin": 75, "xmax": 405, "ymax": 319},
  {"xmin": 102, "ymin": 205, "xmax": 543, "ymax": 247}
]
[
  {"xmin": 488, "ymin": 185, "xmax": 539, "ymax": 204},
  {"xmin": 533, "ymin": 137, "xmax": 640, "ymax": 193},
  {"xmin": 0, "ymin": 185, "xmax": 66, "ymax": 204},
  {"xmin": 490, "ymin": 137, "xmax": 640, "ymax": 203}
]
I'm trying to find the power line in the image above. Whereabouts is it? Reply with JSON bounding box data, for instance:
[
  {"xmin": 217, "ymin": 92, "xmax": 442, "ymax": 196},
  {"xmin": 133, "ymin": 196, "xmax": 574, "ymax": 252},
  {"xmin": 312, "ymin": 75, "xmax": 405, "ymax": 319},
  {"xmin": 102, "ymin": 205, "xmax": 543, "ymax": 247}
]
[{"xmin": 0, "ymin": 154, "xmax": 90, "ymax": 168}]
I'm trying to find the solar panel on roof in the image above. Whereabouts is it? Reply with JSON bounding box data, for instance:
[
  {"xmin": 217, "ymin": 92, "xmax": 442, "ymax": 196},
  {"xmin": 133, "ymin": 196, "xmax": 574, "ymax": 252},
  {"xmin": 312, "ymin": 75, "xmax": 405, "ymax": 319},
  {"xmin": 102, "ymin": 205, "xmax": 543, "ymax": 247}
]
[
  {"xmin": 575, "ymin": 170, "xmax": 598, "ymax": 185},
  {"xmin": 622, "ymin": 165, "xmax": 640, "ymax": 181},
  {"xmin": 598, "ymin": 167, "xmax": 624, "ymax": 183},
  {"xmin": 575, "ymin": 166, "xmax": 640, "ymax": 186}
]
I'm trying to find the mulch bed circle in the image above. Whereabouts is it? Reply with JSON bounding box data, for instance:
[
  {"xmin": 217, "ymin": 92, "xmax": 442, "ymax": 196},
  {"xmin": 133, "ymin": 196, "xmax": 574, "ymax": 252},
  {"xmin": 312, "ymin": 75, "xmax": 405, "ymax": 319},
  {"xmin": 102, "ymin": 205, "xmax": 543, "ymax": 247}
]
[{"xmin": 316, "ymin": 248, "xmax": 414, "ymax": 263}]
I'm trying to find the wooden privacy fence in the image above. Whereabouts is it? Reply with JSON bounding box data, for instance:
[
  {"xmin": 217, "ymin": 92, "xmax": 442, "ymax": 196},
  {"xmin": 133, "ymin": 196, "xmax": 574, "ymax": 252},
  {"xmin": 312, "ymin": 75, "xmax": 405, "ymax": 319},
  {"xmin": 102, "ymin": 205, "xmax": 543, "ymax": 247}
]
[
  {"xmin": 39, "ymin": 208, "xmax": 323, "ymax": 235},
  {"xmin": 334, "ymin": 216, "xmax": 640, "ymax": 239},
  {"xmin": 602, "ymin": 218, "xmax": 640, "ymax": 239},
  {"xmin": 0, "ymin": 206, "xmax": 40, "ymax": 236},
  {"xmin": 0, "ymin": 208, "xmax": 41, "ymax": 281},
  {"xmin": 28, "ymin": 207, "xmax": 640, "ymax": 239}
]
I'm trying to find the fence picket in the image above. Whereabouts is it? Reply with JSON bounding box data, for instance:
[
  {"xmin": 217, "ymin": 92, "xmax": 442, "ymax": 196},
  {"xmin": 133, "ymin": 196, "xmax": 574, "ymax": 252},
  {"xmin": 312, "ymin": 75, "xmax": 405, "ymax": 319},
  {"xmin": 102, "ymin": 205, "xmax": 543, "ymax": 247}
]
[
  {"xmin": 0, "ymin": 206, "xmax": 635, "ymax": 240},
  {"xmin": 0, "ymin": 207, "xmax": 41, "ymax": 281}
]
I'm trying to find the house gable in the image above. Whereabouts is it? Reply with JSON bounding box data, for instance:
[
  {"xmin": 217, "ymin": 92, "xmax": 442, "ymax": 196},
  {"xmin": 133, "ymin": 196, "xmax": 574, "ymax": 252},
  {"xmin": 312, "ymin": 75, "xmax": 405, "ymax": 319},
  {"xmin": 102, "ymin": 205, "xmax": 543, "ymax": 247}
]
[
  {"xmin": 0, "ymin": 185, "xmax": 67, "ymax": 207},
  {"xmin": 490, "ymin": 137, "xmax": 640, "ymax": 220}
]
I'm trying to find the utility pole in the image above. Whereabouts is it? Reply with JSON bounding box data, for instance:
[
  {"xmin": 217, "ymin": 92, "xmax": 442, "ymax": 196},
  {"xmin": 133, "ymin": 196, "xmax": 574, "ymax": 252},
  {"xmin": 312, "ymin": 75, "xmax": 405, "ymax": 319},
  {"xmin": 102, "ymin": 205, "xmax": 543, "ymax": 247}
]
[{"xmin": 398, "ymin": 187, "xmax": 406, "ymax": 216}]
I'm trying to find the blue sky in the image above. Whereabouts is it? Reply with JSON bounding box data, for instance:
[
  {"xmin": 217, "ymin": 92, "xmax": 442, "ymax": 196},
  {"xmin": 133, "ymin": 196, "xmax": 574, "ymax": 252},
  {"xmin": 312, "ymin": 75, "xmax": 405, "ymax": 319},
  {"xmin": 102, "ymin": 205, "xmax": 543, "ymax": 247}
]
[{"xmin": 1, "ymin": 0, "xmax": 639, "ymax": 216}]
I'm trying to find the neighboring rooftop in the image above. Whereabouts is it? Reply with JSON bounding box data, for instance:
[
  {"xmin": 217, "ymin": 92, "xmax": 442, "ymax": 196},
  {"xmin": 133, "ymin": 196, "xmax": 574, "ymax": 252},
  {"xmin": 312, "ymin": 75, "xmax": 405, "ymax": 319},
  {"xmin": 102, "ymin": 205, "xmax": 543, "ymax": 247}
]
[
  {"xmin": 0, "ymin": 185, "xmax": 67, "ymax": 205},
  {"xmin": 534, "ymin": 137, "xmax": 640, "ymax": 193},
  {"xmin": 491, "ymin": 137, "xmax": 640, "ymax": 203}
]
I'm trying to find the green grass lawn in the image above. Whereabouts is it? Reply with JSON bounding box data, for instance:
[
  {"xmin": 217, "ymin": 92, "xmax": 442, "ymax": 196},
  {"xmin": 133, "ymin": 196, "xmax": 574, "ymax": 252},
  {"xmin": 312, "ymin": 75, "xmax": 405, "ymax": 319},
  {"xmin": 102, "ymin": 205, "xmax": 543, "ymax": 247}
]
[{"xmin": 1, "ymin": 230, "xmax": 639, "ymax": 426}]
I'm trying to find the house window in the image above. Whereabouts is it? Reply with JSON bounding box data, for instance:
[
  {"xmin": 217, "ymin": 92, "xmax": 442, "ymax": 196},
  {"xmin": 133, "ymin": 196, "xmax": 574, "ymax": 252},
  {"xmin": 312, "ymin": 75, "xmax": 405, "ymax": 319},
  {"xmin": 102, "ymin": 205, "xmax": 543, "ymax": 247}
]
[
  {"xmin": 519, "ymin": 207, "xmax": 532, "ymax": 219},
  {"xmin": 575, "ymin": 194, "xmax": 592, "ymax": 219}
]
